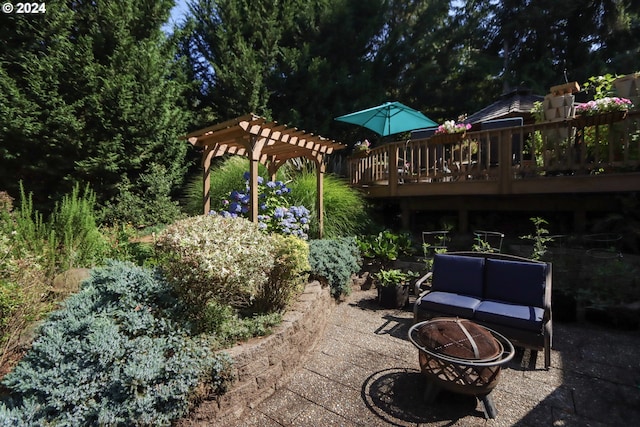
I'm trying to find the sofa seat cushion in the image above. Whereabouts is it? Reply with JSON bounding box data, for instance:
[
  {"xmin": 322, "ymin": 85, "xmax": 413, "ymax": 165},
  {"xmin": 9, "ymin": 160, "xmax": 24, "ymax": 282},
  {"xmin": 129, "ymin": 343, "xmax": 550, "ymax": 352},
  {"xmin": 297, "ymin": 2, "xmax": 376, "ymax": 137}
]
[
  {"xmin": 475, "ymin": 300, "xmax": 544, "ymax": 332},
  {"xmin": 431, "ymin": 254, "xmax": 485, "ymax": 298},
  {"xmin": 417, "ymin": 291, "xmax": 482, "ymax": 319},
  {"xmin": 485, "ymin": 258, "xmax": 547, "ymax": 307}
]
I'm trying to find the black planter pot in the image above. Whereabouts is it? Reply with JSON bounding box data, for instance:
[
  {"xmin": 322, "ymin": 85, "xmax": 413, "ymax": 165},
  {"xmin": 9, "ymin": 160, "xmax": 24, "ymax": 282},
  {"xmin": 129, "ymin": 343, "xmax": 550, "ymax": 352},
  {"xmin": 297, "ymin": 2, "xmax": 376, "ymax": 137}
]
[
  {"xmin": 585, "ymin": 305, "xmax": 640, "ymax": 330},
  {"xmin": 552, "ymin": 289, "xmax": 577, "ymax": 322},
  {"xmin": 378, "ymin": 284, "xmax": 409, "ymax": 309}
]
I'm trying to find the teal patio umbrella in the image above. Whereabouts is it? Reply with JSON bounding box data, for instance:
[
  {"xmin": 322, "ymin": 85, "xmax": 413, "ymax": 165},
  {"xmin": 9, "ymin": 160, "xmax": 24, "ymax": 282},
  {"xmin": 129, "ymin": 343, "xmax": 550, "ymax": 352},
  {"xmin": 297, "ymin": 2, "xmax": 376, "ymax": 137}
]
[{"xmin": 335, "ymin": 101, "xmax": 438, "ymax": 136}]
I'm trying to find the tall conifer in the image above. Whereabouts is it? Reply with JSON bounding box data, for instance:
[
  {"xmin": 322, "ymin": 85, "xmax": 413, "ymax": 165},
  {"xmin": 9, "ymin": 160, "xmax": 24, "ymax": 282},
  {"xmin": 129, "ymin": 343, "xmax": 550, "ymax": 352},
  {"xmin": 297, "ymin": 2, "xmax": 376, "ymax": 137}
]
[{"xmin": 0, "ymin": 1, "xmax": 190, "ymax": 224}]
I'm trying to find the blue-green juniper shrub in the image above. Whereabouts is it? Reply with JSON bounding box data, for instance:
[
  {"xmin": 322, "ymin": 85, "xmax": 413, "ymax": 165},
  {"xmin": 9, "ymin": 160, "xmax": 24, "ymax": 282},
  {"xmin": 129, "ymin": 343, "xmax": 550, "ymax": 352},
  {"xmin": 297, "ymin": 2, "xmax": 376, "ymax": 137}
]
[
  {"xmin": 0, "ymin": 261, "xmax": 232, "ymax": 426},
  {"xmin": 308, "ymin": 237, "xmax": 361, "ymax": 297}
]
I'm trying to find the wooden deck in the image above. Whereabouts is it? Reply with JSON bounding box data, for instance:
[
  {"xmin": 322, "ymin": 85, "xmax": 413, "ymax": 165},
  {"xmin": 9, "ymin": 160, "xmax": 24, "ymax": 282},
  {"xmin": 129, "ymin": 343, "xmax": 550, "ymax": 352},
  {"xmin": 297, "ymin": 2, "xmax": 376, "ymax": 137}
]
[{"xmin": 348, "ymin": 111, "xmax": 640, "ymax": 231}]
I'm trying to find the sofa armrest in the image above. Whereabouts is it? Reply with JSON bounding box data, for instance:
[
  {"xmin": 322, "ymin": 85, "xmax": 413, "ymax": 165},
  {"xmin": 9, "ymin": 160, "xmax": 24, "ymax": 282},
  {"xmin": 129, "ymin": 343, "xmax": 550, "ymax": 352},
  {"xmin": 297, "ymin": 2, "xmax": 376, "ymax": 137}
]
[
  {"xmin": 413, "ymin": 271, "xmax": 433, "ymax": 296},
  {"xmin": 543, "ymin": 262, "xmax": 553, "ymax": 321}
]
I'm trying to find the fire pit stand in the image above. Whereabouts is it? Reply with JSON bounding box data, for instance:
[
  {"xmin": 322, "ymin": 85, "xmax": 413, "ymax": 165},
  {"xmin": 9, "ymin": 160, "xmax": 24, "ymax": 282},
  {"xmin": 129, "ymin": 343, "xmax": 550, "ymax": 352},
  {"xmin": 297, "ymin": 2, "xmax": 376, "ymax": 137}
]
[{"xmin": 408, "ymin": 317, "xmax": 515, "ymax": 419}]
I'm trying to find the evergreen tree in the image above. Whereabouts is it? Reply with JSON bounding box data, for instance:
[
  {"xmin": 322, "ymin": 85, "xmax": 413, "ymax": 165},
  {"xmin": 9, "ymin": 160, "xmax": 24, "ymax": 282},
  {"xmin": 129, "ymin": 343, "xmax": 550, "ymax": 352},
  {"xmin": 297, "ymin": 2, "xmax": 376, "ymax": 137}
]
[
  {"xmin": 180, "ymin": 0, "xmax": 298, "ymax": 121},
  {"xmin": 487, "ymin": 0, "xmax": 640, "ymax": 94},
  {"xmin": 0, "ymin": 7, "xmax": 85, "ymax": 210},
  {"xmin": 372, "ymin": 0, "xmax": 501, "ymax": 123},
  {"xmin": 0, "ymin": 1, "xmax": 191, "ymax": 225},
  {"xmin": 174, "ymin": 0, "xmax": 640, "ymax": 149},
  {"xmin": 271, "ymin": 0, "xmax": 386, "ymax": 141},
  {"xmin": 178, "ymin": 0, "xmax": 386, "ymax": 143}
]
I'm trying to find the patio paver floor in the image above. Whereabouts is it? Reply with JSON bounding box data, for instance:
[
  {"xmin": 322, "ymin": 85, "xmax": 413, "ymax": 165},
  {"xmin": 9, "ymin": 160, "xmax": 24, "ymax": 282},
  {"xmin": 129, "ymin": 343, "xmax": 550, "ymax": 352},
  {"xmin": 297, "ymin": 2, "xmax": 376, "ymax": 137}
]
[{"xmin": 219, "ymin": 287, "xmax": 640, "ymax": 427}]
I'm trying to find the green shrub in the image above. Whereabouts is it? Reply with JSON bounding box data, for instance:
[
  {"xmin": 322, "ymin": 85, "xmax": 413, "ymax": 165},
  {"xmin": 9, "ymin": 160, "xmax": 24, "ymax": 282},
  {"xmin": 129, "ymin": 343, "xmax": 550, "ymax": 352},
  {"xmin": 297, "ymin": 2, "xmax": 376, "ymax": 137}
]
[
  {"xmin": 308, "ymin": 237, "xmax": 361, "ymax": 297},
  {"xmin": 286, "ymin": 171, "xmax": 370, "ymax": 239},
  {"xmin": 253, "ymin": 234, "xmax": 310, "ymax": 313},
  {"xmin": 102, "ymin": 223, "xmax": 158, "ymax": 267},
  {"xmin": 0, "ymin": 228, "xmax": 20, "ymax": 334},
  {"xmin": 4, "ymin": 183, "xmax": 55, "ymax": 275},
  {"xmin": 215, "ymin": 309, "xmax": 283, "ymax": 348},
  {"xmin": 155, "ymin": 215, "xmax": 275, "ymax": 323},
  {"xmin": 193, "ymin": 300, "xmax": 283, "ymax": 349},
  {"xmin": 0, "ymin": 258, "xmax": 50, "ymax": 371},
  {"xmin": 0, "ymin": 199, "xmax": 51, "ymax": 364},
  {"xmin": 101, "ymin": 163, "xmax": 184, "ymax": 227},
  {"xmin": 49, "ymin": 184, "xmax": 109, "ymax": 270},
  {"xmin": 0, "ymin": 225, "xmax": 16, "ymax": 278},
  {"xmin": 0, "ymin": 280, "xmax": 23, "ymax": 334},
  {"xmin": 0, "ymin": 261, "xmax": 232, "ymax": 426},
  {"xmin": 356, "ymin": 230, "xmax": 415, "ymax": 266},
  {"xmin": 519, "ymin": 217, "xmax": 554, "ymax": 260},
  {"xmin": 0, "ymin": 191, "xmax": 13, "ymax": 213},
  {"xmin": 4, "ymin": 182, "xmax": 109, "ymax": 273}
]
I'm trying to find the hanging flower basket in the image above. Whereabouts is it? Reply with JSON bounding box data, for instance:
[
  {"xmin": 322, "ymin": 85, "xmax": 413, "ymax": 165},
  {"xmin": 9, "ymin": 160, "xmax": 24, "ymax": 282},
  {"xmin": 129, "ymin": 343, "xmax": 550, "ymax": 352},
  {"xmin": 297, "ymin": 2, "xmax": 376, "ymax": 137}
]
[
  {"xmin": 351, "ymin": 139, "xmax": 371, "ymax": 158},
  {"xmin": 429, "ymin": 132, "xmax": 466, "ymax": 145},
  {"xmin": 573, "ymin": 110, "xmax": 627, "ymax": 128},
  {"xmin": 351, "ymin": 149, "xmax": 370, "ymax": 159},
  {"xmin": 430, "ymin": 120, "xmax": 471, "ymax": 145}
]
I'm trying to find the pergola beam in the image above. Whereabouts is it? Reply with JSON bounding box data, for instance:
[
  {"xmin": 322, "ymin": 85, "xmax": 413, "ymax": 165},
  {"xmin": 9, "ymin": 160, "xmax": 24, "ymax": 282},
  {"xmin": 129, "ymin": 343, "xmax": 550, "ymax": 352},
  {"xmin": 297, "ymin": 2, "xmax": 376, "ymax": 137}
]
[{"xmin": 183, "ymin": 114, "xmax": 345, "ymax": 237}]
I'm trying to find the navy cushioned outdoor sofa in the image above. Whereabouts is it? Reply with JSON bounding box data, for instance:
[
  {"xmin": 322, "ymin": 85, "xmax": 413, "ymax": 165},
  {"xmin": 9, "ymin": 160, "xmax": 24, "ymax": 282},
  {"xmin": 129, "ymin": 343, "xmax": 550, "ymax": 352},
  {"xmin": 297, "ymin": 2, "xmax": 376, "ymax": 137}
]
[{"xmin": 413, "ymin": 251, "xmax": 553, "ymax": 369}]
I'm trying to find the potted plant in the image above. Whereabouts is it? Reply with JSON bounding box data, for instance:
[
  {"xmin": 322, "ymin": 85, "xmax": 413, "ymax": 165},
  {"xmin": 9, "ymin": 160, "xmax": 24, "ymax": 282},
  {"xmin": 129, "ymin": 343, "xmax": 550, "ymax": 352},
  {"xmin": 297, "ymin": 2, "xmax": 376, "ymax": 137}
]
[
  {"xmin": 374, "ymin": 268, "xmax": 419, "ymax": 308},
  {"xmin": 431, "ymin": 119, "xmax": 472, "ymax": 144},
  {"xmin": 574, "ymin": 96, "xmax": 633, "ymax": 120},
  {"xmin": 357, "ymin": 230, "xmax": 414, "ymax": 266},
  {"xmin": 352, "ymin": 139, "xmax": 371, "ymax": 158}
]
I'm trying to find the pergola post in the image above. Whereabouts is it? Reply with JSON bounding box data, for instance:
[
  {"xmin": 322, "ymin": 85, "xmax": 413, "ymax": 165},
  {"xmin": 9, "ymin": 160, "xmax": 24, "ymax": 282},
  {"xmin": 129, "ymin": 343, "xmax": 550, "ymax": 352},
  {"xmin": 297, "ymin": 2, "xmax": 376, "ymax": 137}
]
[
  {"xmin": 249, "ymin": 136, "xmax": 265, "ymax": 223},
  {"xmin": 202, "ymin": 149, "xmax": 214, "ymax": 214},
  {"xmin": 246, "ymin": 159, "xmax": 258, "ymax": 222},
  {"xmin": 315, "ymin": 158, "xmax": 325, "ymax": 238}
]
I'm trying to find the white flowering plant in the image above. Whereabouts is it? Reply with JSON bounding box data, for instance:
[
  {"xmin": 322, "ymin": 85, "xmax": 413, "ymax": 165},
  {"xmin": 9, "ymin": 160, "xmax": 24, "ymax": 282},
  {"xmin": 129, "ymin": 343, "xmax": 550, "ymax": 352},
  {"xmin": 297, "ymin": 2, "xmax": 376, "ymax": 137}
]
[
  {"xmin": 575, "ymin": 97, "xmax": 633, "ymax": 116},
  {"xmin": 156, "ymin": 214, "xmax": 275, "ymax": 311}
]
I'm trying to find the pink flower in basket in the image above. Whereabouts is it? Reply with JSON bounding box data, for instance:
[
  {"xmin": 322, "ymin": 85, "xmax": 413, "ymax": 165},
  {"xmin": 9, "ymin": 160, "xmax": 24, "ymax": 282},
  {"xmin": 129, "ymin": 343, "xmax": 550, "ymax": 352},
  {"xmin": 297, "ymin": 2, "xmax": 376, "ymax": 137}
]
[
  {"xmin": 575, "ymin": 97, "xmax": 633, "ymax": 116},
  {"xmin": 435, "ymin": 120, "xmax": 471, "ymax": 134}
]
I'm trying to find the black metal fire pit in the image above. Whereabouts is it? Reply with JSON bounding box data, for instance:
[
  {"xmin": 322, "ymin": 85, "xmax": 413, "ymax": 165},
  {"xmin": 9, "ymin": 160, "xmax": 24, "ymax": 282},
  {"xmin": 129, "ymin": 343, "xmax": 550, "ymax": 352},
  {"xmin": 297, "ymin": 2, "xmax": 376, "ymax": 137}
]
[{"xmin": 408, "ymin": 317, "xmax": 515, "ymax": 419}]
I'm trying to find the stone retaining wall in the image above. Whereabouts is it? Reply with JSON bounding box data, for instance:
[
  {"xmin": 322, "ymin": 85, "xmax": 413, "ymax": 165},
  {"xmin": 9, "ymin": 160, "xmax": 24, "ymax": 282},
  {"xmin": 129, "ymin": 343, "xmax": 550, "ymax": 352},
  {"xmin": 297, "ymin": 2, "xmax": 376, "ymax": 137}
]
[{"xmin": 176, "ymin": 281, "xmax": 333, "ymax": 426}]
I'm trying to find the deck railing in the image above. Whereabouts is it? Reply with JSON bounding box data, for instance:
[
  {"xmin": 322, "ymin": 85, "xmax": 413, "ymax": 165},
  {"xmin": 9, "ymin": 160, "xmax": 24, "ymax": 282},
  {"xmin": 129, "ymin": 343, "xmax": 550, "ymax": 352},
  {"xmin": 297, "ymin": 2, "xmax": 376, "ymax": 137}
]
[{"xmin": 349, "ymin": 111, "xmax": 640, "ymax": 197}]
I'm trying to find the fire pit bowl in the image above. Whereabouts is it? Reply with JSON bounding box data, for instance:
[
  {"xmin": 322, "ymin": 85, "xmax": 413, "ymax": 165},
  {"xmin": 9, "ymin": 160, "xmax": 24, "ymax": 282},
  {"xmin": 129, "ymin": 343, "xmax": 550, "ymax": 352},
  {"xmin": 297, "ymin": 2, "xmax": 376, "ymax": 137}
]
[{"xmin": 408, "ymin": 317, "xmax": 515, "ymax": 418}]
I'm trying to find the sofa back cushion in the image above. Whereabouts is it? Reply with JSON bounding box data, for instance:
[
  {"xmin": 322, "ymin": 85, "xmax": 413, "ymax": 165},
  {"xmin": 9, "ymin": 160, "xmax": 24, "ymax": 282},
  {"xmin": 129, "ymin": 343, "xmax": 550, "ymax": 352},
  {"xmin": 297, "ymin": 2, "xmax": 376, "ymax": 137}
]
[
  {"xmin": 432, "ymin": 254, "xmax": 485, "ymax": 297},
  {"xmin": 485, "ymin": 258, "xmax": 547, "ymax": 307}
]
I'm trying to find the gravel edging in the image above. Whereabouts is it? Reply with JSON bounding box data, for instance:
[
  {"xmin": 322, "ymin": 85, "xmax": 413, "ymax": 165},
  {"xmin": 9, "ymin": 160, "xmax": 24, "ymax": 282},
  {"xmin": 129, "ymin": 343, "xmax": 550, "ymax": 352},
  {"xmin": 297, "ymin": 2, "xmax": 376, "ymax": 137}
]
[{"xmin": 175, "ymin": 280, "xmax": 334, "ymax": 426}]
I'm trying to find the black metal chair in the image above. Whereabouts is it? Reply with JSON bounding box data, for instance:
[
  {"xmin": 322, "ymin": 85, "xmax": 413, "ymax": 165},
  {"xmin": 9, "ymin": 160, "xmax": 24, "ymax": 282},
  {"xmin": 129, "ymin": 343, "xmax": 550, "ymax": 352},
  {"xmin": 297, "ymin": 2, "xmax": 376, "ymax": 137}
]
[{"xmin": 473, "ymin": 230, "xmax": 505, "ymax": 253}]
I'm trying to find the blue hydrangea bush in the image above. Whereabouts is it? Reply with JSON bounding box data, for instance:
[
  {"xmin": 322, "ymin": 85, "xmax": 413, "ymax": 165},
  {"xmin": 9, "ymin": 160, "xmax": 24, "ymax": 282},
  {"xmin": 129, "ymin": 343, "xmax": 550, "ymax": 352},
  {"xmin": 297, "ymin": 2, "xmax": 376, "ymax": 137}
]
[
  {"xmin": 0, "ymin": 261, "xmax": 232, "ymax": 426},
  {"xmin": 214, "ymin": 172, "xmax": 311, "ymax": 240}
]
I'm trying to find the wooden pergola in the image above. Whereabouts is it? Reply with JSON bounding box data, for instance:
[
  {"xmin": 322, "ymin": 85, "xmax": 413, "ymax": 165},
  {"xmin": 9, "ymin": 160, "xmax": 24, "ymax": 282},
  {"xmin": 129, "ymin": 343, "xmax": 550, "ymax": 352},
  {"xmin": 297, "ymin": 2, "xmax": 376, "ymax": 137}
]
[{"xmin": 185, "ymin": 114, "xmax": 346, "ymax": 238}]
